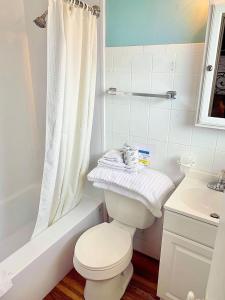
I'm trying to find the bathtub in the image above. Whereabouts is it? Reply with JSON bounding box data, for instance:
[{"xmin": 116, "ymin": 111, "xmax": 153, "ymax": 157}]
[
  {"xmin": 0, "ymin": 191, "xmax": 103, "ymax": 300},
  {"xmin": 0, "ymin": 185, "xmax": 40, "ymax": 263}
]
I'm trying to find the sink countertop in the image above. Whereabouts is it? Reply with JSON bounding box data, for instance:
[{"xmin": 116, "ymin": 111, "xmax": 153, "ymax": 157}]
[{"xmin": 164, "ymin": 170, "xmax": 224, "ymax": 226}]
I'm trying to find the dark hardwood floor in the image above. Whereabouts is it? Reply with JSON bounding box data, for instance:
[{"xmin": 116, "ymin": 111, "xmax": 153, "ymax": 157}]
[{"xmin": 45, "ymin": 251, "xmax": 160, "ymax": 300}]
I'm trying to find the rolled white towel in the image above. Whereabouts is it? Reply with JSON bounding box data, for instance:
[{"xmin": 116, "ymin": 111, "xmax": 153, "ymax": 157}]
[
  {"xmin": 124, "ymin": 149, "xmax": 139, "ymax": 166},
  {"xmin": 0, "ymin": 270, "xmax": 13, "ymax": 297},
  {"xmin": 123, "ymin": 144, "xmax": 139, "ymax": 167}
]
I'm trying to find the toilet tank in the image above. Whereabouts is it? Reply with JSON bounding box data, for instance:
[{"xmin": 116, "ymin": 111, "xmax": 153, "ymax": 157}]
[{"xmin": 104, "ymin": 191, "xmax": 155, "ymax": 229}]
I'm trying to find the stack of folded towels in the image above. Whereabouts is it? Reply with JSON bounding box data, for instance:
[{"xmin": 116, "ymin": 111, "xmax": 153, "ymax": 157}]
[
  {"xmin": 88, "ymin": 144, "xmax": 175, "ymax": 218},
  {"xmin": 97, "ymin": 144, "xmax": 139, "ymax": 173}
]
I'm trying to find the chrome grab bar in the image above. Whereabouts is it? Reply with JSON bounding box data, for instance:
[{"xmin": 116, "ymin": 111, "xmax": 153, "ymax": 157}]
[{"xmin": 106, "ymin": 88, "xmax": 177, "ymax": 100}]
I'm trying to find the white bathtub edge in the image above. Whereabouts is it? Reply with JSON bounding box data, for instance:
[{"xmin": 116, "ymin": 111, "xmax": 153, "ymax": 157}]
[
  {"xmin": 0, "ymin": 195, "xmax": 103, "ymax": 279},
  {"xmin": 1, "ymin": 195, "xmax": 103, "ymax": 300}
]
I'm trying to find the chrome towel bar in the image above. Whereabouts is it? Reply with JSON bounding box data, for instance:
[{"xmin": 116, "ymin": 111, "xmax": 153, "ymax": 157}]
[{"xmin": 106, "ymin": 88, "xmax": 177, "ymax": 100}]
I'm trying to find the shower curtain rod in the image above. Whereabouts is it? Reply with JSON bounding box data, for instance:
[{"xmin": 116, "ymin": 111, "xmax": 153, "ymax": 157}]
[
  {"xmin": 34, "ymin": 0, "xmax": 100, "ymax": 28},
  {"xmin": 64, "ymin": 0, "xmax": 100, "ymax": 17}
]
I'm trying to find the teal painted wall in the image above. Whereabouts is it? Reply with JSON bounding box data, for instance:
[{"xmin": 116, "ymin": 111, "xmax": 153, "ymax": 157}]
[{"xmin": 106, "ymin": 0, "xmax": 209, "ymax": 47}]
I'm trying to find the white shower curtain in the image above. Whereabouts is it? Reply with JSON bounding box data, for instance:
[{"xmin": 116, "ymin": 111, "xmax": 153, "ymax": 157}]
[{"xmin": 33, "ymin": 0, "xmax": 97, "ymax": 236}]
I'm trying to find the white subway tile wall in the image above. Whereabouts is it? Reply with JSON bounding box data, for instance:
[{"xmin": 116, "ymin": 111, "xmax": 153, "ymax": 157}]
[{"xmin": 105, "ymin": 44, "xmax": 225, "ymax": 183}]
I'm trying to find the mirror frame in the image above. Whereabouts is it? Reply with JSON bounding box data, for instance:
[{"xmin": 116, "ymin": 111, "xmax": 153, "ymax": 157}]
[{"xmin": 196, "ymin": 0, "xmax": 225, "ymax": 130}]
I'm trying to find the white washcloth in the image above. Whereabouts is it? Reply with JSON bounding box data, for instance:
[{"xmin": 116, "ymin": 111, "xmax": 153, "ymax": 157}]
[
  {"xmin": 103, "ymin": 149, "xmax": 124, "ymax": 163},
  {"xmin": 88, "ymin": 167, "xmax": 175, "ymax": 218},
  {"xmin": 0, "ymin": 270, "xmax": 12, "ymax": 297}
]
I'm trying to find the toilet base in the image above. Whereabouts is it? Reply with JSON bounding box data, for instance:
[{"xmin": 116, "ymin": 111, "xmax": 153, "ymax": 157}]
[{"xmin": 84, "ymin": 263, "xmax": 133, "ymax": 300}]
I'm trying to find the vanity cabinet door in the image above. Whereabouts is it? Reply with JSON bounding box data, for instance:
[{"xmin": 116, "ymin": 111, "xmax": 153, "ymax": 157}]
[{"xmin": 157, "ymin": 231, "xmax": 213, "ymax": 300}]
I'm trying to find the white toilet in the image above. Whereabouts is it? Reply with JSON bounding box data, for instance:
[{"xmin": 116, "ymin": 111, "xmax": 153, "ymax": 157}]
[{"xmin": 73, "ymin": 191, "xmax": 155, "ymax": 300}]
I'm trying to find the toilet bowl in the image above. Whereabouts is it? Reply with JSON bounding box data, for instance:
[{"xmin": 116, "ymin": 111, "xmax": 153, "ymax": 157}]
[
  {"xmin": 73, "ymin": 191, "xmax": 156, "ymax": 300},
  {"xmin": 74, "ymin": 222, "xmax": 135, "ymax": 300}
]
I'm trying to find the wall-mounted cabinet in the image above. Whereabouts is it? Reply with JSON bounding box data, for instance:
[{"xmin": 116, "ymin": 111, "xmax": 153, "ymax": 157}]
[{"xmin": 197, "ymin": 0, "xmax": 225, "ymax": 130}]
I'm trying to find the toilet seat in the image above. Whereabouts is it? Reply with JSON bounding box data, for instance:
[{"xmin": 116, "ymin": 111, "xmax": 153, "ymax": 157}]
[{"xmin": 74, "ymin": 223, "xmax": 133, "ymax": 281}]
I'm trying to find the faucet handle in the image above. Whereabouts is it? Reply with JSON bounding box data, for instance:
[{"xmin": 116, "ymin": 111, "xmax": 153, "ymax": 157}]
[
  {"xmin": 208, "ymin": 170, "xmax": 225, "ymax": 192},
  {"xmin": 218, "ymin": 170, "xmax": 225, "ymax": 183}
]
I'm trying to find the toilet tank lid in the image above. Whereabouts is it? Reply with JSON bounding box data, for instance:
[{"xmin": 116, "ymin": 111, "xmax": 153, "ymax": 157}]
[{"xmin": 74, "ymin": 223, "xmax": 132, "ymax": 270}]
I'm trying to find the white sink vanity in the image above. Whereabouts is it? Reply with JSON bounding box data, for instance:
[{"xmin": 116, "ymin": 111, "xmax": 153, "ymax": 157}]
[{"xmin": 157, "ymin": 171, "xmax": 223, "ymax": 300}]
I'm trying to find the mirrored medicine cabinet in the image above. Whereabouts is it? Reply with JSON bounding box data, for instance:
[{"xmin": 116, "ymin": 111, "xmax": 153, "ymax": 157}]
[{"xmin": 197, "ymin": 0, "xmax": 225, "ymax": 130}]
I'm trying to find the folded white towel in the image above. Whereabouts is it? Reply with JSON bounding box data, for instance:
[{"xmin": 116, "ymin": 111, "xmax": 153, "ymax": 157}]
[
  {"xmin": 0, "ymin": 270, "xmax": 13, "ymax": 297},
  {"xmin": 93, "ymin": 181, "xmax": 148, "ymax": 206},
  {"xmin": 98, "ymin": 159, "xmax": 137, "ymax": 173},
  {"xmin": 88, "ymin": 167, "xmax": 175, "ymax": 218},
  {"xmin": 98, "ymin": 149, "xmax": 138, "ymax": 173},
  {"xmin": 103, "ymin": 149, "xmax": 124, "ymax": 163}
]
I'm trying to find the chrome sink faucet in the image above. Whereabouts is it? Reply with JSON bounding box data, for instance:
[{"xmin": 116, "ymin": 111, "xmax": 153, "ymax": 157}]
[{"xmin": 208, "ymin": 170, "xmax": 225, "ymax": 193}]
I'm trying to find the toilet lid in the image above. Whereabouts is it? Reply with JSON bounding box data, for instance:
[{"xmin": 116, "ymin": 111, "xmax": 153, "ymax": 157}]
[{"xmin": 75, "ymin": 223, "xmax": 132, "ymax": 271}]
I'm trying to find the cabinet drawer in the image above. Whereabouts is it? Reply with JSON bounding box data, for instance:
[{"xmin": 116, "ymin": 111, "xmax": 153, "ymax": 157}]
[{"xmin": 163, "ymin": 210, "xmax": 217, "ymax": 248}]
